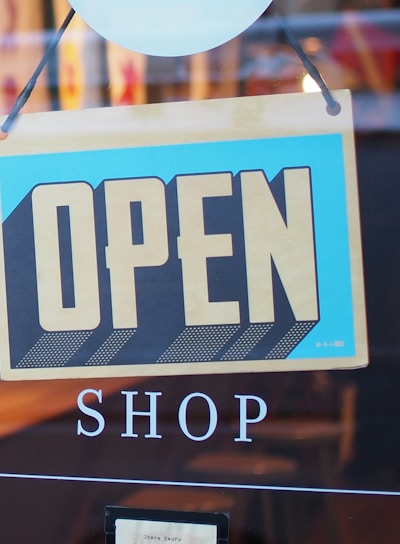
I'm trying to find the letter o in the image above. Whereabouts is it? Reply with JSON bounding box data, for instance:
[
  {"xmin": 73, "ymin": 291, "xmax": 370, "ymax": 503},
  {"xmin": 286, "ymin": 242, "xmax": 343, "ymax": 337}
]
[{"xmin": 178, "ymin": 392, "xmax": 218, "ymax": 441}]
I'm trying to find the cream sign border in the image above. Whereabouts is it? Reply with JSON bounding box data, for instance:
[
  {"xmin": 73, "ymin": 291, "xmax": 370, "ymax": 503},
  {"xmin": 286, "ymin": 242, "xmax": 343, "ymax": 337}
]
[{"xmin": 0, "ymin": 90, "xmax": 368, "ymax": 380}]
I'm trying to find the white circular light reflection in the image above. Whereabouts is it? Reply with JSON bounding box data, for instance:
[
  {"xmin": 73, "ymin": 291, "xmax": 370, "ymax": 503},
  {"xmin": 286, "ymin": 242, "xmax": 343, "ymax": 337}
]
[{"xmin": 69, "ymin": 0, "xmax": 274, "ymax": 56}]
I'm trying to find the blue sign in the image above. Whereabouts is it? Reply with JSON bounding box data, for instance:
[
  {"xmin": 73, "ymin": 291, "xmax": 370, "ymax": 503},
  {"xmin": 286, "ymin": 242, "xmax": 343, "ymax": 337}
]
[{"xmin": 0, "ymin": 92, "xmax": 368, "ymax": 379}]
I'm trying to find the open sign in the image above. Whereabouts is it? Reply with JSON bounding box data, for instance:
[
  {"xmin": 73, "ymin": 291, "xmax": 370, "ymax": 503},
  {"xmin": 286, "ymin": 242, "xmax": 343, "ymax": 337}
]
[{"xmin": 0, "ymin": 92, "xmax": 367, "ymax": 379}]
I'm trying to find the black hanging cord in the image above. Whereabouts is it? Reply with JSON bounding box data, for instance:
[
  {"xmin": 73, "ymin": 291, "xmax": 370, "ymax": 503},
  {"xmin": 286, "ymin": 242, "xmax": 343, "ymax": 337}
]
[
  {"xmin": 0, "ymin": 7, "xmax": 76, "ymax": 136},
  {"xmin": 273, "ymin": 7, "xmax": 341, "ymax": 115}
]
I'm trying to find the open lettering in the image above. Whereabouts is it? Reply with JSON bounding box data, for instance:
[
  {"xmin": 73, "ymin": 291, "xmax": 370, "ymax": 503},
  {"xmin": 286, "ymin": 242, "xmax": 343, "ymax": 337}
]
[{"xmin": 31, "ymin": 168, "xmax": 318, "ymax": 334}]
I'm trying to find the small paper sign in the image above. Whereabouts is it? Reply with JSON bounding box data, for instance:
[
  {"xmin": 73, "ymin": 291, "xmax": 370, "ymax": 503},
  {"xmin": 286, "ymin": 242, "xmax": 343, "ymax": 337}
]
[
  {"xmin": 0, "ymin": 90, "xmax": 368, "ymax": 380},
  {"xmin": 104, "ymin": 507, "xmax": 228, "ymax": 544},
  {"xmin": 115, "ymin": 519, "xmax": 216, "ymax": 544}
]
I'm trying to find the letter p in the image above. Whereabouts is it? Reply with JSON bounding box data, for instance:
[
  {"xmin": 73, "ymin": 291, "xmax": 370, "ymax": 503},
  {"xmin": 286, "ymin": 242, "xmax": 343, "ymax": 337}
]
[{"xmin": 234, "ymin": 394, "xmax": 267, "ymax": 443}]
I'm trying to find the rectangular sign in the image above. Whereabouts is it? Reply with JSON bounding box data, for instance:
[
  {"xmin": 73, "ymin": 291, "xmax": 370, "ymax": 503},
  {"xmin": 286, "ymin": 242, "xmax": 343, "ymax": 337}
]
[
  {"xmin": 105, "ymin": 507, "xmax": 228, "ymax": 544},
  {"xmin": 115, "ymin": 518, "xmax": 216, "ymax": 544},
  {"xmin": 0, "ymin": 90, "xmax": 368, "ymax": 380}
]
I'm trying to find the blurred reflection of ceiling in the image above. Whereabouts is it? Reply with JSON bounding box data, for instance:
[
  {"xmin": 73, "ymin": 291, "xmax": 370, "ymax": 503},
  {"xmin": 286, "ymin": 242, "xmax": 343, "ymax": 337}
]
[{"xmin": 0, "ymin": 4, "xmax": 399, "ymax": 131}]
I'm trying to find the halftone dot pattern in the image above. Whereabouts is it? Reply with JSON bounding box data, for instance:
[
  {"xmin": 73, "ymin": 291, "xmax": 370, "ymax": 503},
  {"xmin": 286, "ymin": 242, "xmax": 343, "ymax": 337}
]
[
  {"xmin": 157, "ymin": 325, "xmax": 240, "ymax": 363},
  {"xmin": 85, "ymin": 329, "xmax": 136, "ymax": 365},
  {"xmin": 17, "ymin": 331, "xmax": 92, "ymax": 368},
  {"xmin": 265, "ymin": 321, "xmax": 316, "ymax": 359},
  {"xmin": 221, "ymin": 323, "xmax": 274, "ymax": 360}
]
